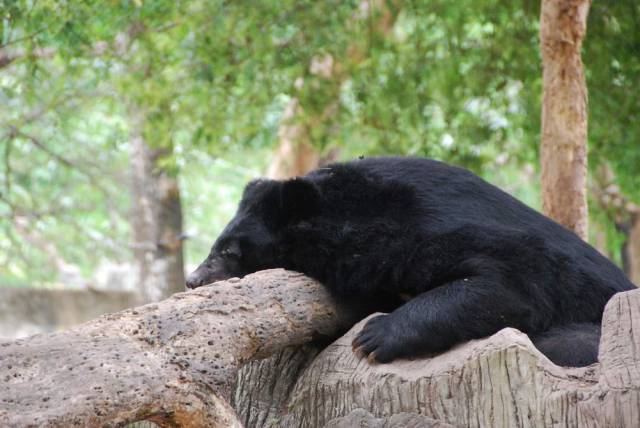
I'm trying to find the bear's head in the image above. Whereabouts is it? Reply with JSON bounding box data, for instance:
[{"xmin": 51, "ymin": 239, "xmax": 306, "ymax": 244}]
[{"xmin": 185, "ymin": 176, "xmax": 322, "ymax": 289}]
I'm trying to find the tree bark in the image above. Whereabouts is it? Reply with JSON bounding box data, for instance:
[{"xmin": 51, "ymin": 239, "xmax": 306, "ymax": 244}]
[
  {"xmin": 256, "ymin": 290, "xmax": 640, "ymax": 427},
  {"xmin": 130, "ymin": 128, "xmax": 186, "ymax": 302},
  {"xmin": 0, "ymin": 269, "xmax": 352, "ymax": 427},
  {"xmin": 591, "ymin": 164, "xmax": 639, "ymax": 286},
  {"xmin": 325, "ymin": 409, "xmax": 452, "ymax": 428},
  {"xmin": 233, "ymin": 344, "xmax": 324, "ymax": 427},
  {"xmin": 267, "ymin": 99, "xmax": 322, "ymax": 179},
  {"xmin": 627, "ymin": 211, "xmax": 640, "ymax": 285},
  {"xmin": 2, "ymin": 270, "xmax": 640, "ymax": 427},
  {"xmin": 540, "ymin": 0, "xmax": 591, "ymax": 240}
]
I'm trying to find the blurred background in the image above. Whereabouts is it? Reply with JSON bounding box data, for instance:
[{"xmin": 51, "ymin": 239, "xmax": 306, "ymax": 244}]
[{"xmin": 0, "ymin": 0, "xmax": 638, "ymax": 338}]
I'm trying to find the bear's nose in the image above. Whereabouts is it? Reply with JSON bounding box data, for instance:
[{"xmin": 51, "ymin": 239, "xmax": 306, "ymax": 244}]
[{"xmin": 185, "ymin": 273, "xmax": 203, "ymax": 289}]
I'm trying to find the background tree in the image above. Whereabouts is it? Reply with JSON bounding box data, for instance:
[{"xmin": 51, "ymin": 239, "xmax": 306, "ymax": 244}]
[
  {"xmin": 540, "ymin": 0, "xmax": 591, "ymax": 240},
  {"xmin": 268, "ymin": 0, "xmax": 398, "ymax": 179}
]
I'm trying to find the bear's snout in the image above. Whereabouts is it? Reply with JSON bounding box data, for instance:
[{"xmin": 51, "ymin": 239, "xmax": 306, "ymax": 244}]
[
  {"xmin": 185, "ymin": 271, "xmax": 206, "ymax": 289},
  {"xmin": 185, "ymin": 258, "xmax": 231, "ymax": 289}
]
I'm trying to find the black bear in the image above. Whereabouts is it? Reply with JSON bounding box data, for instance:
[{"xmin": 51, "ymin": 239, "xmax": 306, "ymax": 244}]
[{"xmin": 186, "ymin": 157, "xmax": 635, "ymax": 367}]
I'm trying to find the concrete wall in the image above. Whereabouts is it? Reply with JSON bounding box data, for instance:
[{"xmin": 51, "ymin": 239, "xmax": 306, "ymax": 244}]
[{"xmin": 0, "ymin": 288, "xmax": 140, "ymax": 339}]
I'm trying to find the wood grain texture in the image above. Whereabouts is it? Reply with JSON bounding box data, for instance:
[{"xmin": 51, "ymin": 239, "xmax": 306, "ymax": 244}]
[
  {"xmin": 234, "ymin": 290, "xmax": 640, "ymax": 428},
  {"xmin": 2, "ymin": 269, "xmax": 639, "ymax": 427}
]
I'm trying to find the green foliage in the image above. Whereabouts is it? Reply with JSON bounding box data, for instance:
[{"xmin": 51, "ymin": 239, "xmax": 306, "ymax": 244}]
[
  {"xmin": 1, "ymin": 0, "xmax": 638, "ymax": 286},
  {"xmin": 335, "ymin": 1, "xmax": 542, "ymax": 172},
  {"xmin": 586, "ymin": 2, "xmax": 640, "ymax": 198}
]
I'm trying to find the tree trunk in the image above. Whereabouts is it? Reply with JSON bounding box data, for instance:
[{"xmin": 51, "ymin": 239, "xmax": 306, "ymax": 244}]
[
  {"xmin": 232, "ymin": 344, "xmax": 324, "ymax": 427},
  {"xmin": 268, "ymin": 1, "xmax": 395, "ymax": 179},
  {"xmin": 267, "ymin": 98, "xmax": 344, "ymax": 180},
  {"xmin": 591, "ymin": 164, "xmax": 639, "ymax": 286},
  {"xmin": 2, "ymin": 270, "xmax": 640, "ymax": 427},
  {"xmin": 267, "ymin": 99, "xmax": 322, "ymax": 179},
  {"xmin": 627, "ymin": 211, "xmax": 640, "ymax": 285},
  {"xmin": 540, "ymin": 0, "xmax": 591, "ymax": 240},
  {"xmin": 130, "ymin": 127, "xmax": 185, "ymax": 302}
]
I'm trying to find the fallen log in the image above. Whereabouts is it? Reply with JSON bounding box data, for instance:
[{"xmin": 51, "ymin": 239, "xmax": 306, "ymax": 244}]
[{"xmin": 0, "ymin": 269, "xmax": 352, "ymax": 427}]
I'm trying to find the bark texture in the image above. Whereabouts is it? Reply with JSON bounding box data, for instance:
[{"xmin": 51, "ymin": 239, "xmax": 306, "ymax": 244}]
[
  {"xmin": 233, "ymin": 344, "xmax": 324, "ymax": 427},
  {"xmin": 626, "ymin": 212, "xmax": 640, "ymax": 285},
  {"xmin": 0, "ymin": 270, "xmax": 351, "ymax": 427},
  {"xmin": 592, "ymin": 165, "xmax": 640, "ymax": 286},
  {"xmin": 234, "ymin": 289, "xmax": 640, "ymax": 428},
  {"xmin": 540, "ymin": 0, "xmax": 591, "ymax": 240},
  {"xmin": 325, "ymin": 409, "xmax": 453, "ymax": 428},
  {"xmin": 130, "ymin": 131, "xmax": 186, "ymax": 302},
  {"xmin": 267, "ymin": 98, "xmax": 322, "ymax": 179},
  {"xmin": 3, "ymin": 270, "xmax": 640, "ymax": 427},
  {"xmin": 296, "ymin": 291, "xmax": 640, "ymax": 426}
]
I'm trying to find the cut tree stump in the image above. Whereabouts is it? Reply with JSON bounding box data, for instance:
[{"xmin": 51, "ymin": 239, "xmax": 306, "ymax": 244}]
[
  {"xmin": 1, "ymin": 269, "xmax": 639, "ymax": 427},
  {"xmin": 235, "ymin": 288, "xmax": 640, "ymax": 428}
]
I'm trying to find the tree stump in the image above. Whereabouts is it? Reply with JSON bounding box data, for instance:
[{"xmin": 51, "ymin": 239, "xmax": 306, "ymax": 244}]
[{"xmin": 235, "ymin": 288, "xmax": 640, "ymax": 427}]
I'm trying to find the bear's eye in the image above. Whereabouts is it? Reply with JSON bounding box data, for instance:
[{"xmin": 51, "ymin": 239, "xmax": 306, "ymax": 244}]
[{"xmin": 220, "ymin": 245, "xmax": 241, "ymax": 260}]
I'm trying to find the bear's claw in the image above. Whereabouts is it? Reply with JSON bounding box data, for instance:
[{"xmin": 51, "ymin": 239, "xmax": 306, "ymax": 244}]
[{"xmin": 351, "ymin": 314, "xmax": 401, "ymax": 364}]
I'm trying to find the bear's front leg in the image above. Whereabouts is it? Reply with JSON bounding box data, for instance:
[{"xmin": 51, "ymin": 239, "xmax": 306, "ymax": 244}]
[{"xmin": 352, "ymin": 276, "xmax": 535, "ymax": 363}]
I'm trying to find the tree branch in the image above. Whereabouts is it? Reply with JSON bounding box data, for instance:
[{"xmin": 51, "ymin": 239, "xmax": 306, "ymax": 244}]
[
  {"xmin": 0, "ymin": 21, "xmax": 176, "ymax": 70},
  {"xmin": 0, "ymin": 269, "xmax": 352, "ymax": 427},
  {"xmin": 8, "ymin": 128, "xmax": 114, "ymax": 199},
  {"xmin": 0, "ymin": 47, "xmax": 55, "ymax": 69}
]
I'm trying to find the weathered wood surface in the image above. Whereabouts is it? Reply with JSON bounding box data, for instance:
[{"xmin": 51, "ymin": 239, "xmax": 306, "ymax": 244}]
[
  {"xmin": 325, "ymin": 408, "xmax": 453, "ymax": 428},
  {"xmin": 233, "ymin": 345, "xmax": 324, "ymax": 427},
  {"xmin": 0, "ymin": 269, "xmax": 351, "ymax": 427},
  {"xmin": 236, "ymin": 289, "xmax": 640, "ymax": 428},
  {"xmin": 270, "ymin": 290, "xmax": 640, "ymax": 427},
  {"xmin": 2, "ymin": 268, "xmax": 639, "ymax": 427}
]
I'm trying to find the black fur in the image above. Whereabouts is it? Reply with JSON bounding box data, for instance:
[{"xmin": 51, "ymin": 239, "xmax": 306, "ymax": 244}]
[
  {"xmin": 186, "ymin": 157, "xmax": 635, "ymax": 367},
  {"xmin": 531, "ymin": 323, "xmax": 601, "ymax": 367}
]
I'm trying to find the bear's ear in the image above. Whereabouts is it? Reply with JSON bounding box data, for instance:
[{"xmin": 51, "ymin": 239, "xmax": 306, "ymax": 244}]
[{"xmin": 279, "ymin": 177, "xmax": 322, "ymax": 223}]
